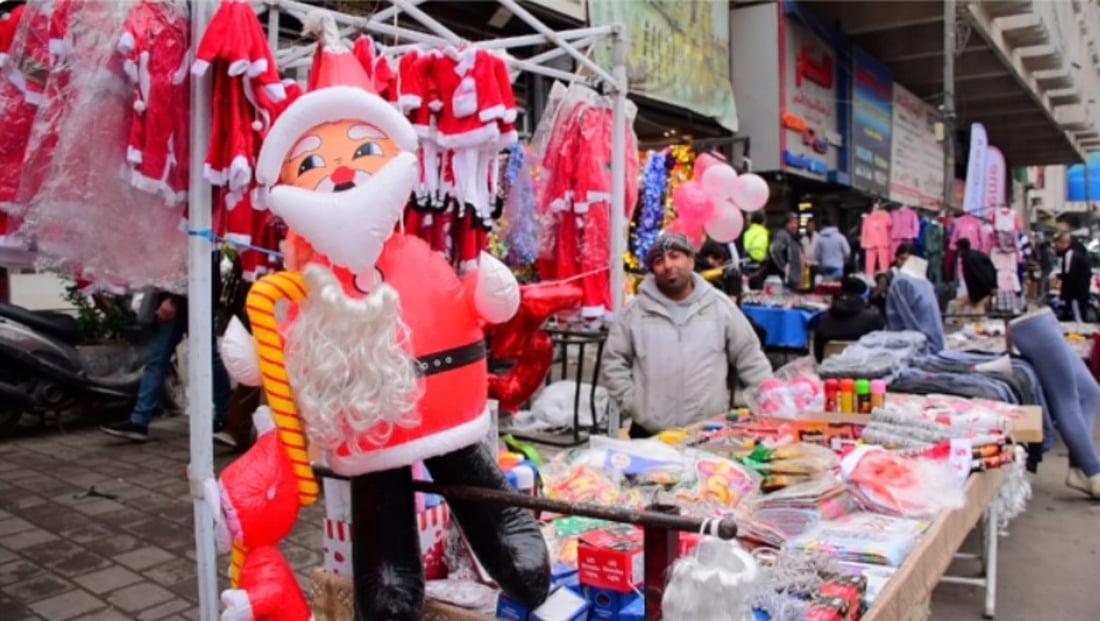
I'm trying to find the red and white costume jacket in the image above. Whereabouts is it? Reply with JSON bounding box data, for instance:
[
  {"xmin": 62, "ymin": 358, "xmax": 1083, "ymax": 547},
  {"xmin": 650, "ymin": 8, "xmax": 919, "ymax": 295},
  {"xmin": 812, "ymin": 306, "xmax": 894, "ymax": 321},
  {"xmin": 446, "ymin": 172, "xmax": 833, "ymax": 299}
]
[{"xmin": 119, "ymin": 0, "xmax": 190, "ymax": 206}]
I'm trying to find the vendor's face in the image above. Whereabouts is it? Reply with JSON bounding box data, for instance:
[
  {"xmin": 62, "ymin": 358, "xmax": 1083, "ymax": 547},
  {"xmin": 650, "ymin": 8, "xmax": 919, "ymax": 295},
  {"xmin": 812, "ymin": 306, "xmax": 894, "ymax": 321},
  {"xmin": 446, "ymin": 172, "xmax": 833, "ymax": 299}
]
[
  {"xmin": 651, "ymin": 250, "xmax": 694, "ymax": 294},
  {"xmin": 279, "ymin": 119, "xmax": 400, "ymax": 191},
  {"xmin": 1054, "ymin": 238, "xmax": 1070, "ymax": 254}
]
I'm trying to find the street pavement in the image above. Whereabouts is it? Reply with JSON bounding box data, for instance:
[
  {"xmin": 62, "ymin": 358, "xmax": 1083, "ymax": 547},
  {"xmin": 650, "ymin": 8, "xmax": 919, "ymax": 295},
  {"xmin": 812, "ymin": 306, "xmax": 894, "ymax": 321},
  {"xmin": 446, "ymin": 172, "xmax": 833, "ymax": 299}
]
[
  {"xmin": 0, "ymin": 414, "xmax": 1096, "ymax": 620},
  {"xmin": 0, "ymin": 416, "xmax": 323, "ymax": 621}
]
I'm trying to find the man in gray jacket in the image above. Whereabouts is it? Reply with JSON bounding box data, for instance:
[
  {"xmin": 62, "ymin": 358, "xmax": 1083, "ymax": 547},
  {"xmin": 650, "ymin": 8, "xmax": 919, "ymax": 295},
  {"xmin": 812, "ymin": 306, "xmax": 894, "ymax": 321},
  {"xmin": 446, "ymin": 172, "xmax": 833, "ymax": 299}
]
[{"xmin": 603, "ymin": 232, "xmax": 774, "ymax": 438}]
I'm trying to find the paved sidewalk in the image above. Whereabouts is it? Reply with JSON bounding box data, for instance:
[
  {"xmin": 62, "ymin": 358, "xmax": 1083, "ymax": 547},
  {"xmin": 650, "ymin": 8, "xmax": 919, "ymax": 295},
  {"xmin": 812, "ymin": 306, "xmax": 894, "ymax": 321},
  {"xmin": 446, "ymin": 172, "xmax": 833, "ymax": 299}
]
[
  {"xmin": 0, "ymin": 417, "xmax": 322, "ymax": 621},
  {"xmin": 0, "ymin": 415, "xmax": 1096, "ymax": 620}
]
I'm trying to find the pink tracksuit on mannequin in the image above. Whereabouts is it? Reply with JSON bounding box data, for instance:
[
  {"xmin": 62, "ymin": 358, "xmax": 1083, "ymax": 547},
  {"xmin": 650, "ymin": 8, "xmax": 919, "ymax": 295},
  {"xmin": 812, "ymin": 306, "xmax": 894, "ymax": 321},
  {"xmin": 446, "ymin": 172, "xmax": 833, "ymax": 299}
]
[{"xmin": 862, "ymin": 209, "xmax": 892, "ymax": 275}]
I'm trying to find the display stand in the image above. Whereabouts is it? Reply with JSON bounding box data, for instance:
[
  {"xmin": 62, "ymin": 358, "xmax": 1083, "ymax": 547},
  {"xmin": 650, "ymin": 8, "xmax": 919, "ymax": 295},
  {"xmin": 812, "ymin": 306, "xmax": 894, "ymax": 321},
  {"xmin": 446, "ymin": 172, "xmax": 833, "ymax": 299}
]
[{"xmin": 186, "ymin": 2, "xmax": 632, "ymax": 620}]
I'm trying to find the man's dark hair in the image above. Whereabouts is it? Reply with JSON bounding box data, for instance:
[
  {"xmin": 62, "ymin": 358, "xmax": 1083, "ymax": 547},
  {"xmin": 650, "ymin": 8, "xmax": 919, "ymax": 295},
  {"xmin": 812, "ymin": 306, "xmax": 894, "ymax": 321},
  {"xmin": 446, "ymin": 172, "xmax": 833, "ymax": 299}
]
[
  {"xmin": 699, "ymin": 239, "xmax": 731, "ymax": 263},
  {"xmin": 840, "ymin": 275, "xmax": 868, "ymax": 297},
  {"xmin": 750, "ymin": 212, "xmax": 765, "ymax": 225},
  {"xmin": 957, "ymin": 238, "xmax": 971, "ymax": 252},
  {"xmin": 895, "ymin": 242, "xmax": 916, "ymax": 260}
]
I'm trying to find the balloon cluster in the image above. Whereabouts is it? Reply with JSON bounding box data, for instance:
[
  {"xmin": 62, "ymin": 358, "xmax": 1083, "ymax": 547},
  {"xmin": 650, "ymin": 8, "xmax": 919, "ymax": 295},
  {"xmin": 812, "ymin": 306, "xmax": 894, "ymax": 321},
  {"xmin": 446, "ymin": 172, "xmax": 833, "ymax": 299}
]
[{"xmin": 668, "ymin": 153, "xmax": 769, "ymax": 246}]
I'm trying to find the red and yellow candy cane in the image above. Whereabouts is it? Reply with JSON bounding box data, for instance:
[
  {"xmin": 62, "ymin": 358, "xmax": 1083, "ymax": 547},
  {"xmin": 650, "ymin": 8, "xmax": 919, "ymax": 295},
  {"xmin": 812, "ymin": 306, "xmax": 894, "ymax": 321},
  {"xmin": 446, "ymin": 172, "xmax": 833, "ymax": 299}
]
[
  {"xmin": 228, "ymin": 540, "xmax": 246, "ymax": 588},
  {"xmin": 245, "ymin": 271, "xmax": 319, "ymax": 507}
]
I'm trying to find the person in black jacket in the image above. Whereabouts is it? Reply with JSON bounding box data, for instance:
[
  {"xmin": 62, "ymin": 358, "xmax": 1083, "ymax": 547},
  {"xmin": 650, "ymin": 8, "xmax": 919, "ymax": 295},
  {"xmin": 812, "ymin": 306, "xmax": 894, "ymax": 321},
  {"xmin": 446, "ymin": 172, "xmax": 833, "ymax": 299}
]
[
  {"xmin": 811, "ymin": 276, "xmax": 886, "ymax": 362},
  {"xmin": 957, "ymin": 238, "xmax": 998, "ymax": 308},
  {"xmin": 1054, "ymin": 232, "xmax": 1093, "ymax": 321}
]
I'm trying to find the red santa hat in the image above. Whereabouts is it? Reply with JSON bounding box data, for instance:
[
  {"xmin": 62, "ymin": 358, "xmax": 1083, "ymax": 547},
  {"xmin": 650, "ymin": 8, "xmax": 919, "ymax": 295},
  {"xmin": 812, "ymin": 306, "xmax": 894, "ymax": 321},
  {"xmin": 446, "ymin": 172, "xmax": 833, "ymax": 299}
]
[{"xmin": 255, "ymin": 10, "xmax": 416, "ymax": 187}]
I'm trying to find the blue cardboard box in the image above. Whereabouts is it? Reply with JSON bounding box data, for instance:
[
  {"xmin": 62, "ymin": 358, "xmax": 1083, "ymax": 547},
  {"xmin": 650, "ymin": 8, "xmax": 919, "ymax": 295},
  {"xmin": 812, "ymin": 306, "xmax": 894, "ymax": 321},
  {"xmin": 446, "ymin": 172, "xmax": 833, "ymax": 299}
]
[
  {"xmin": 584, "ymin": 586, "xmax": 640, "ymax": 621},
  {"xmin": 617, "ymin": 596, "xmax": 643, "ymax": 621},
  {"xmin": 497, "ymin": 594, "xmax": 530, "ymax": 620}
]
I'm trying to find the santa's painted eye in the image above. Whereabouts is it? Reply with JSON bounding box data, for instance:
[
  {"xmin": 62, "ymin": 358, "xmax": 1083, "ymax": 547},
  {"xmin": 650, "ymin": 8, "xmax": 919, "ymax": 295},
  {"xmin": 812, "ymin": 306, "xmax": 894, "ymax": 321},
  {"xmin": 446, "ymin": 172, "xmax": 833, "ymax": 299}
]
[
  {"xmin": 353, "ymin": 142, "xmax": 384, "ymax": 159},
  {"xmin": 297, "ymin": 154, "xmax": 325, "ymax": 175}
]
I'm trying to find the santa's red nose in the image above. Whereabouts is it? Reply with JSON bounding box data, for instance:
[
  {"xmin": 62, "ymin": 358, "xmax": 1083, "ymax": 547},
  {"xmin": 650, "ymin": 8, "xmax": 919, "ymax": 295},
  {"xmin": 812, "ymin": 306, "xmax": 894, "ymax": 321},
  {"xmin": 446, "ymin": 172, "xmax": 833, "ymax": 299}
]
[{"xmin": 330, "ymin": 166, "xmax": 355, "ymax": 186}]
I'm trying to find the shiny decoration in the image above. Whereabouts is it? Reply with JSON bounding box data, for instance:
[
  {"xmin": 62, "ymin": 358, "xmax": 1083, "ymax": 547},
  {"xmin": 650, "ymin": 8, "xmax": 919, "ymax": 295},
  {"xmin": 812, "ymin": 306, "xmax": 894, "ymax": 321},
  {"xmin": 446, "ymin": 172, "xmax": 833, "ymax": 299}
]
[
  {"xmin": 487, "ymin": 282, "xmax": 584, "ymax": 413},
  {"xmin": 628, "ymin": 150, "xmax": 670, "ymax": 270},
  {"xmin": 499, "ymin": 144, "xmax": 539, "ymax": 267}
]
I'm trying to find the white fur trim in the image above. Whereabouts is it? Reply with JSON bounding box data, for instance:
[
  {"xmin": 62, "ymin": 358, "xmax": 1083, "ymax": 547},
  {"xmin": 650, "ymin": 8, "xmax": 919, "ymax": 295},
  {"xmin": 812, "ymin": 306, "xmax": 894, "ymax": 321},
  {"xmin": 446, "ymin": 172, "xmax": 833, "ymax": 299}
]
[
  {"xmin": 122, "ymin": 59, "xmax": 138, "ymax": 83},
  {"xmin": 204, "ymin": 163, "xmax": 228, "ymax": 187},
  {"xmin": 191, "ymin": 58, "xmax": 211, "ymax": 76},
  {"xmin": 252, "ymin": 405, "xmax": 276, "ymax": 436},
  {"xmin": 261, "ymin": 81, "xmax": 287, "ymax": 103},
  {"xmin": 47, "ymin": 38, "xmax": 66, "ymax": 57},
  {"xmin": 256, "ymin": 86, "xmax": 418, "ymax": 186},
  {"xmin": 434, "ymin": 124, "xmax": 500, "ymax": 151},
  {"xmin": 247, "ymin": 58, "xmax": 268, "ymax": 78},
  {"xmin": 227, "ymin": 155, "xmax": 252, "ymax": 192},
  {"xmin": 479, "ymin": 104, "xmax": 506, "ymax": 122},
  {"xmin": 428, "ymin": 100, "xmax": 444, "ymax": 113},
  {"xmin": 0, "ymin": 53, "xmax": 8, "ymax": 68},
  {"xmin": 203, "ymin": 478, "xmax": 232, "ymax": 553},
  {"xmin": 328, "ymin": 407, "xmax": 490, "ymax": 476},
  {"xmin": 220, "ymin": 317, "xmax": 262, "ymax": 387},
  {"xmin": 474, "ymin": 252, "xmax": 520, "ymax": 323},
  {"xmin": 118, "ymin": 31, "xmax": 136, "ymax": 54},
  {"xmin": 580, "ymin": 305, "xmax": 608, "ymax": 319},
  {"xmin": 127, "ymin": 146, "xmax": 143, "ymax": 164},
  {"xmin": 22, "ymin": 89, "xmax": 43, "ymax": 107},
  {"xmin": 497, "ymin": 129, "xmax": 518, "ymax": 147},
  {"xmin": 398, "ymin": 94, "xmax": 422, "ymax": 111},
  {"xmin": 219, "ymin": 589, "xmax": 253, "ymax": 621},
  {"xmin": 502, "ymin": 108, "xmax": 518, "ymax": 123},
  {"xmin": 227, "ymin": 58, "xmax": 251, "ymax": 77}
]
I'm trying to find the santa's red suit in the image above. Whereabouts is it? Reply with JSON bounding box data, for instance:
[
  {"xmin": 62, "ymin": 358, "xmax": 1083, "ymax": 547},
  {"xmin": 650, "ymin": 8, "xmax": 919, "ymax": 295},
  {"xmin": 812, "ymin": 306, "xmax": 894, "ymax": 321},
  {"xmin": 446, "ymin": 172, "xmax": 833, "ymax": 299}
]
[
  {"xmin": 0, "ymin": 1, "xmax": 50, "ymax": 210},
  {"xmin": 208, "ymin": 408, "xmax": 311, "ymax": 621},
  {"xmin": 119, "ymin": 0, "xmax": 190, "ymax": 206}
]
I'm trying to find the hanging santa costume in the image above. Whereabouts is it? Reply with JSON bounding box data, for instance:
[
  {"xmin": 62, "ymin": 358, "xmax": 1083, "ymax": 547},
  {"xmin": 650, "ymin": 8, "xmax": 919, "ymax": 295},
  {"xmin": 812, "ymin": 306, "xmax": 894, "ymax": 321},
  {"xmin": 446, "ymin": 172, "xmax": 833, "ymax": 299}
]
[{"xmin": 191, "ymin": 0, "xmax": 291, "ymax": 280}]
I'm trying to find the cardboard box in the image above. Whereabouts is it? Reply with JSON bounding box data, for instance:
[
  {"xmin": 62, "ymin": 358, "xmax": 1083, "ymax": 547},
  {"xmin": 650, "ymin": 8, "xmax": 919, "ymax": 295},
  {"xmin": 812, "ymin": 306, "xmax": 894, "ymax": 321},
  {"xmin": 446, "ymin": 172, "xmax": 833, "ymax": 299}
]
[
  {"xmin": 577, "ymin": 526, "xmax": 644, "ymax": 592},
  {"xmin": 532, "ymin": 586, "xmax": 590, "ymax": 621},
  {"xmin": 618, "ymin": 596, "xmax": 644, "ymax": 621},
  {"xmin": 583, "ymin": 587, "xmax": 640, "ymax": 621},
  {"xmin": 497, "ymin": 594, "xmax": 530, "ymax": 620}
]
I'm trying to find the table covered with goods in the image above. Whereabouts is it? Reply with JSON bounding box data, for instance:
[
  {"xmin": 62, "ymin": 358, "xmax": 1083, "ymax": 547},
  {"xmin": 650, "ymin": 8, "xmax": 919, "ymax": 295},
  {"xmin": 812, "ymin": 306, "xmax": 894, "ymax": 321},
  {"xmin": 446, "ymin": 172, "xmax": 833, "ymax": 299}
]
[
  {"xmin": 308, "ymin": 356, "xmax": 1038, "ymax": 621},
  {"xmin": 740, "ymin": 293, "xmax": 829, "ymax": 350}
]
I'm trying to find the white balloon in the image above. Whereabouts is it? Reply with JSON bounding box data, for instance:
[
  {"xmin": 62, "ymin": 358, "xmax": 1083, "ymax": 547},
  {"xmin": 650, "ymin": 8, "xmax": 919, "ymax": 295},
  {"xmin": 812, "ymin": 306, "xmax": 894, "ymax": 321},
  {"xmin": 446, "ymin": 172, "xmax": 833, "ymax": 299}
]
[
  {"xmin": 704, "ymin": 205, "xmax": 744, "ymax": 243},
  {"xmin": 732, "ymin": 173, "xmax": 770, "ymax": 212}
]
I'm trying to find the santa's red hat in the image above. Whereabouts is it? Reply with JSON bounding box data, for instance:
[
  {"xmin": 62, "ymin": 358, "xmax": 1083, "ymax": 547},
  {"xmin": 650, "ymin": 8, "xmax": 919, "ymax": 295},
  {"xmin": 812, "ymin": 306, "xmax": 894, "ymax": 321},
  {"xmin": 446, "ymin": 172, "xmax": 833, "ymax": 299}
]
[{"xmin": 255, "ymin": 10, "xmax": 417, "ymax": 187}]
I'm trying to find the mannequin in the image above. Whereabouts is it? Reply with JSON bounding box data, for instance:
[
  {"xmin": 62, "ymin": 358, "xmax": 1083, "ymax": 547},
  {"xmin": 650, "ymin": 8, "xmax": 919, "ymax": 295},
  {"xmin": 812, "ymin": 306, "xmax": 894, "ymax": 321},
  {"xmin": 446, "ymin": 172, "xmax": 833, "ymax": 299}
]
[
  {"xmin": 885, "ymin": 256, "xmax": 944, "ymax": 351},
  {"xmin": 861, "ymin": 203, "xmax": 892, "ymax": 276},
  {"xmin": 889, "ymin": 205, "xmax": 919, "ymax": 255},
  {"xmin": 989, "ymin": 206, "xmax": 1021, "ymax": 292}
]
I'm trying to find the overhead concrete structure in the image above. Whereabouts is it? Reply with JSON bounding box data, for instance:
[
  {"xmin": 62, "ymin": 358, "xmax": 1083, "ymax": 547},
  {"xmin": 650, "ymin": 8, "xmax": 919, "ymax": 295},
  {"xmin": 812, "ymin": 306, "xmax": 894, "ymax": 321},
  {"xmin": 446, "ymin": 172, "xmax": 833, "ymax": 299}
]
[{"xmin": 804, "ymin": 0, "xmax": 1100, "ymax": 166}]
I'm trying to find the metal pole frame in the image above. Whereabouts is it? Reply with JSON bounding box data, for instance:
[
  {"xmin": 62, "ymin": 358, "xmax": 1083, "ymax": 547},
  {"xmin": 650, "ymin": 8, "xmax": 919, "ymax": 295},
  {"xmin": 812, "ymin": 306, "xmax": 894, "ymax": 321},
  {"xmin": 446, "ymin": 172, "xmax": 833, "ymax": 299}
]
[
  {"xmin": 188, "ymin": 2, "xmax": 219, "ymax": 620},
  {"xmin": 943, "ymin": 0, "xmax": 957, "ymax": 213}
]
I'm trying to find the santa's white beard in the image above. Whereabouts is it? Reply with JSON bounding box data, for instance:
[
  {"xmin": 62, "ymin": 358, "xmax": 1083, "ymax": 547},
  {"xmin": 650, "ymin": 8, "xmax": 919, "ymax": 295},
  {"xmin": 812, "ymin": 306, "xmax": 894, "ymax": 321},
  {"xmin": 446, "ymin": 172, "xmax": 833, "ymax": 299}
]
[
  {"xmin": 284, "ymin": 264, "xmax": 422, "ymax": 452},
  {"xmin": 264, "ymin": 152, "xmax": 418, "ymax": 278}
]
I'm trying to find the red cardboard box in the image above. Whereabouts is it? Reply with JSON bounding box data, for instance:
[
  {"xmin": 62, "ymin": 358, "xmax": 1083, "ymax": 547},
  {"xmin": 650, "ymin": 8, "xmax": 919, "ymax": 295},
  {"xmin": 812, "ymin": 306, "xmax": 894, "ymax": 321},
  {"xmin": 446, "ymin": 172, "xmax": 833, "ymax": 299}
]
[{"xmin": 577, "ymin": 525, "xmax": 644, "ymax": 592}]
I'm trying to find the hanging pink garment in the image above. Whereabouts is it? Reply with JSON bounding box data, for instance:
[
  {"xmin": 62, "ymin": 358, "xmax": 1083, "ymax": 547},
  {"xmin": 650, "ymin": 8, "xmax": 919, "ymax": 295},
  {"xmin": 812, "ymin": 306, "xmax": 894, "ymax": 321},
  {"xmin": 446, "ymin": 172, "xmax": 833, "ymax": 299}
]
[
  {"xmin": 889, "ymin": 206, "xmax": 919, "ymax": 254},
  {"xmin": 949, "ymin": 214, "xmax": 982, "ymax": 251},
  {"xmin": 861, "ymin": 211, "xmax": 892, "ymax": 275}
]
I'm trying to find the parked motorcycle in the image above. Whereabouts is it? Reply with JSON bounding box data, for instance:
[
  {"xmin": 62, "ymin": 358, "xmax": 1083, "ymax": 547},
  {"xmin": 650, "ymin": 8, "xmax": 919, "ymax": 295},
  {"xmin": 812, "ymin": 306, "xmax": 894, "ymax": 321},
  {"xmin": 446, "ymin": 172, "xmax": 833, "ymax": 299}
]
[{"xmin": 0, "ymin": 300, "xmax": 171, "ymax": 435}]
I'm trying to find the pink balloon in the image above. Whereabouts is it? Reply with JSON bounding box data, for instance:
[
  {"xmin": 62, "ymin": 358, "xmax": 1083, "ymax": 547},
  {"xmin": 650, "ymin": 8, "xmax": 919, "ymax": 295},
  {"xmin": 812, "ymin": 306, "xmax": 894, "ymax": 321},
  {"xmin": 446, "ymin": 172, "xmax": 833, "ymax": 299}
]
[
  {"xmin": 694, "ymin": 152, "xmax": 728, "ymax": 179},
  {"xmin": 666, "ymin": 217, "xmax": 705, "ymax": 248},
  {"xmin": 732, "ymin": 173, "xmax": 770, "ymax": 212},
  {"xmin": 704, "ymin": 204, "xmax": 744, "ymax": 243},
  {"xmin": 700, "ymin": 163, "xmax": 739, "ymax": 208},
  {"xmin": 671, "ymin": 181, "xmax": 715, "ymax": 229}
]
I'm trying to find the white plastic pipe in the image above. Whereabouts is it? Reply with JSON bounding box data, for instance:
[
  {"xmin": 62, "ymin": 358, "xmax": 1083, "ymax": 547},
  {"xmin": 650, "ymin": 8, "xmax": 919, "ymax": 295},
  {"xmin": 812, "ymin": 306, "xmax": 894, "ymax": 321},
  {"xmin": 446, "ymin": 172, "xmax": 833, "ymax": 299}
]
[{"xmin": 187, "ymin": 2, "xmax": 219, "ymax": 620}]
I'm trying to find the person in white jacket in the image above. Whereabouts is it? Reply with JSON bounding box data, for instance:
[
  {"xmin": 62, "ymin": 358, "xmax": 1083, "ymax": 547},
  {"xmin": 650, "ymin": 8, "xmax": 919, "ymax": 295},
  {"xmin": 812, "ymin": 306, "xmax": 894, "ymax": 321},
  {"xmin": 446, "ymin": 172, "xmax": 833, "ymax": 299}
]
[{"xmin": 603, "ymin": 232, "xmax": 774, "ymax": 437}]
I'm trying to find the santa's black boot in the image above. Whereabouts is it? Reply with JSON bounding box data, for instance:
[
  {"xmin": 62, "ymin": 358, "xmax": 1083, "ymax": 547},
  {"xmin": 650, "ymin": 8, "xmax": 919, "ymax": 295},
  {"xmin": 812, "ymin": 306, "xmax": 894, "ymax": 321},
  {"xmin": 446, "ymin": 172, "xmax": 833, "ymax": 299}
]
[
  {"xmin": 351, "ymin": 466, "xmax": 424, "ymax": 621},
  {"xmin": 425, "ymin": 443, "xmax": 551, "ymax": 607}
]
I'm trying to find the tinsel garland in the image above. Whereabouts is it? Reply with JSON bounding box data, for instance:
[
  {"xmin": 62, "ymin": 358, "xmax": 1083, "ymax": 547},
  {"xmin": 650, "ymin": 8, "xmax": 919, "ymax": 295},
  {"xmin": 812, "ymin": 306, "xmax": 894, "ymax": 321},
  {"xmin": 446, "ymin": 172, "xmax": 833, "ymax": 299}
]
[
  {"xmin": 627, "ymin": 150, "xmax": 669, "ymax": 270},
  {"xmin": 491, "ymin": 144, "xmax": 541, "ymax": 277}
]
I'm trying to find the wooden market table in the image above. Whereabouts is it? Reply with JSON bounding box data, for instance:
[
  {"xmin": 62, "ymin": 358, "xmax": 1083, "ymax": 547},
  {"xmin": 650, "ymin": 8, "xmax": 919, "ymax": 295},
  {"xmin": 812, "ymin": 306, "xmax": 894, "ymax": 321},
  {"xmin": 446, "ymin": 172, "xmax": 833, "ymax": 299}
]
[{"xmin": 864, "ymin": 467, "xmax": 1008, "ymax": 621}]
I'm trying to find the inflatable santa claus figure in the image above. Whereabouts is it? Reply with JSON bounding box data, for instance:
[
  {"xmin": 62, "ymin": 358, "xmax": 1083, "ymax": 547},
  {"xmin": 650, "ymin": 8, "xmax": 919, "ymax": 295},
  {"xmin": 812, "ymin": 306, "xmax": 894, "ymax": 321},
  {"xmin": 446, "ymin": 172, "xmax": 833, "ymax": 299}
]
[
  {"xmin": 219, "ymin": 11, "xmax": 549, "ymax": 621},
  {"xmin": 204, "ymin": 407, "xmax": 311, "ymax": 621}
]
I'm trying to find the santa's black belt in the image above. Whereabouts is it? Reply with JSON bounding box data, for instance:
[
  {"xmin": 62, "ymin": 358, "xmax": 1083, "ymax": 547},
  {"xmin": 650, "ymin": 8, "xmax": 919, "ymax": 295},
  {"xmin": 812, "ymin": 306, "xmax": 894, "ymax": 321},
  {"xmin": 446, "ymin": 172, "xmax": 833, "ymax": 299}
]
[{"xmin": 415, "ymin": 341, "xmax": 486, "ymax": 376}]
